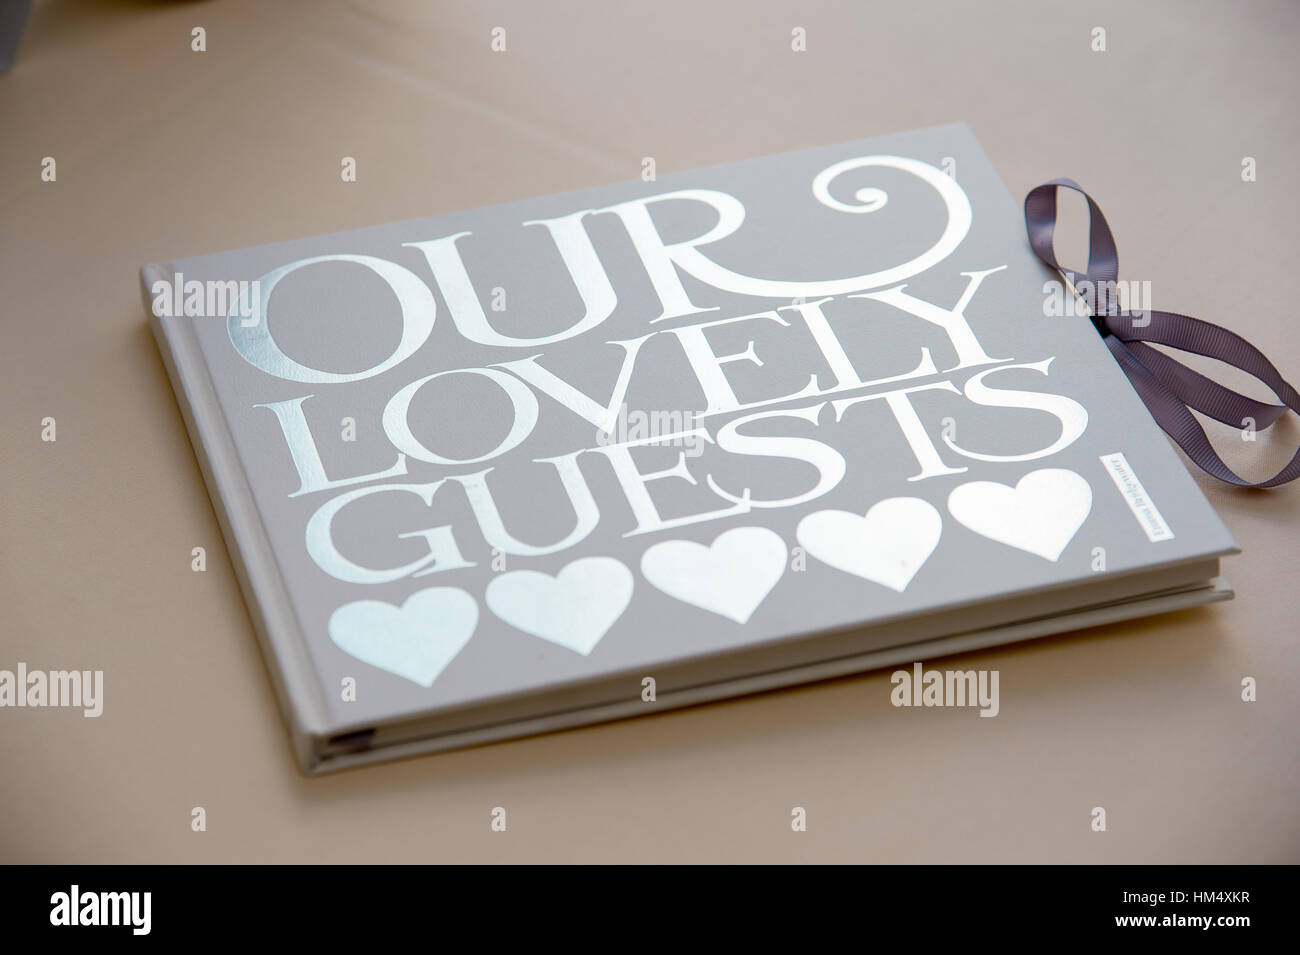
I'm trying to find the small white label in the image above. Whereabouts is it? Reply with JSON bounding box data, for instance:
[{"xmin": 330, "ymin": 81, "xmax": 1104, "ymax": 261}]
[{"xmin": 1100, "ymin": 452, "xmax": 1174, "ymax": 542}]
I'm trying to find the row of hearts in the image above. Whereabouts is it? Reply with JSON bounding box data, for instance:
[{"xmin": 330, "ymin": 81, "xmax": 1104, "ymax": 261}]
[{"xmin": 327, "ymin": 468, "xmax": 1095, "ymax": 686}]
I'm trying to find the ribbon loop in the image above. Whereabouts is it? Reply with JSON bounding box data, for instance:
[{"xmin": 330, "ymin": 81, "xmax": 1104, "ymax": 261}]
[{"xmin": 1024, "ymin": 181, "xmax": 1300, "ymax": 488}]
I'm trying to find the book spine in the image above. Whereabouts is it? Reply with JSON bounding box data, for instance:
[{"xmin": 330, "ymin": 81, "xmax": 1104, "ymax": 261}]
[{"xmin": 142, "ymin": 263, "xmax": 331, "ymax": 771}]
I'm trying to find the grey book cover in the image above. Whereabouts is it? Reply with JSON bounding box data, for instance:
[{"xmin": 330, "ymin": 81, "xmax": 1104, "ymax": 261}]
[{"xmin": 143, "ymin": 122, "xmax": 1236, "ymax": 771}]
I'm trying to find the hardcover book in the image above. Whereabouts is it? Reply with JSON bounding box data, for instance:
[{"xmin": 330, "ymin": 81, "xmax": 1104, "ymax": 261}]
[{"xmin": 144, "ymin": 123, "xmax": 1236, "ymax": 772}]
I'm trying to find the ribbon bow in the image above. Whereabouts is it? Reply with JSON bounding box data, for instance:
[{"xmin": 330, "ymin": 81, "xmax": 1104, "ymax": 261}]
[{"xmin": 1024, "ymin": 179, "xmax": 1300, "ymax": 487}]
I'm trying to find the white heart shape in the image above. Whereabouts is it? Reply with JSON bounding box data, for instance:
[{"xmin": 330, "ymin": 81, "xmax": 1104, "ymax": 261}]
[
  {"xmin": 486, "ymin": 556, "xmax": 633, "ymax": 655},
  {"xmin": 796, "ymin": 497, "xmax": 942, "ymax": 592},
  {"xmin": 328, "ymin": 587, "xmax": 478, "ymax": 688},
  {"xmin": 947, "ymin": 468, "xmax": 1092, "ymax": 561},
  {"xmin": 641, "ymin": 526, "xmax": 787, "ymax": 624}
]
